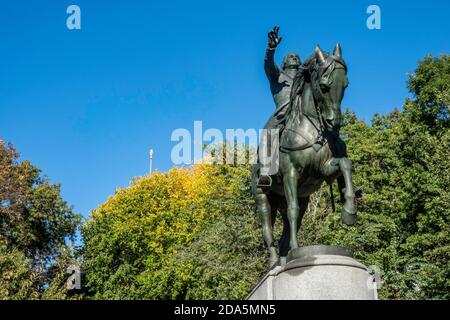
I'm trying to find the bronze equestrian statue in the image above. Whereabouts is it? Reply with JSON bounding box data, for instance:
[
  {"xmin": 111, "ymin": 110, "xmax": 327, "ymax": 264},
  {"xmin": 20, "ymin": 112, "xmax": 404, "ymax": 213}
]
[{"xmin": 252, "ymin": 27, "xmax": 357, "ymax": 267}]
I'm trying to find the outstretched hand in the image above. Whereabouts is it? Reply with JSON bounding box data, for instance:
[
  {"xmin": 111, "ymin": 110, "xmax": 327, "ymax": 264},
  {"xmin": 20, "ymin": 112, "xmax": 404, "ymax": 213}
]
[{"xmin": 268, "ymin": 26, "xmax": 282, "ymax": 49}]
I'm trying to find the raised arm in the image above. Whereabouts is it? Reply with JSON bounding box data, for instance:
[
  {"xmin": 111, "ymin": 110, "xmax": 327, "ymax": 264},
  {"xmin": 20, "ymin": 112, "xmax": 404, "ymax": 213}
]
[{"xmin": 264, "ymin": 26, "xmax": 282, "ymax": 82}]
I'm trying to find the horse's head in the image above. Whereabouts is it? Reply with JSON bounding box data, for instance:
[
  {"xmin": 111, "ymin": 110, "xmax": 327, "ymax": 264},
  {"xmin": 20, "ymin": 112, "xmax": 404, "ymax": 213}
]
[{"xmin": 313, "ymin": 44, "xmax": 348, "ymax": 131}]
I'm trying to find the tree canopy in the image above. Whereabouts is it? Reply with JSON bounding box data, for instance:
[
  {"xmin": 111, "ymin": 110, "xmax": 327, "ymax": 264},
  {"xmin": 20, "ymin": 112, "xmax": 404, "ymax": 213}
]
[{"xmin": 0, "ymin": 141, "xmax": 81, "ymax": 299}]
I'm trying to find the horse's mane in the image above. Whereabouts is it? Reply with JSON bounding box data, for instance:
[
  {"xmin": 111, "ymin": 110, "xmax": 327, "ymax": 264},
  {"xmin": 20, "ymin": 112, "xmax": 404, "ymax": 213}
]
[
  {"xmin": 285, "ymin": 52, "xmax": 328, "ymax": 121},
  {"xmin": 286, "ymin": 50, "xmax": 346, "ymax": 123},
  {"xmin": 289, "ymin": 51, "xmax": 331, "ymax": 102}
]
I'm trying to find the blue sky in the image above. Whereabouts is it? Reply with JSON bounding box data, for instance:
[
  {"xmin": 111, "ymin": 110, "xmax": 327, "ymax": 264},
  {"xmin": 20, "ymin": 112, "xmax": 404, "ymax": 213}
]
[{"xmin": 0, "ymin": 0, "xmax": 449, "ymax": 218}]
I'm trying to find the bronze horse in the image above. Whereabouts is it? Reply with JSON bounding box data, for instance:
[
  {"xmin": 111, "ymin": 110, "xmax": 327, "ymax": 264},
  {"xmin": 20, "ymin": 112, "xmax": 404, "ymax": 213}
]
[{"xmin": 252, "ymin": 44, "xmax": 357, "ymax": 266}]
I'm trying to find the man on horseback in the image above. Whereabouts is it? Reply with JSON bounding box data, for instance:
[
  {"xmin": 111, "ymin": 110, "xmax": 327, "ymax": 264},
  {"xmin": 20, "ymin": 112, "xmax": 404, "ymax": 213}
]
[
  {"xmin": 253, "ymin": 38, "xmax": 358, "ymax": 267},
  {"xmin": 257, "ymin": 26, "xmax": 302, "ymax": 187}
]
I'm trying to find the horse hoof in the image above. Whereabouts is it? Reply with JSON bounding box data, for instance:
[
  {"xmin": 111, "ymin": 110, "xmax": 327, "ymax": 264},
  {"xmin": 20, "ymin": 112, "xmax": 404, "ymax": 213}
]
[
  {"xmin": 269, "ymin": 255, "xmax": 279, "ymax": 268},
  {"xmin": 341, "ymin": 207, "xmax": 357, "ymax": 226},
  {"xmin": 268, "ymin": 247, "xmax": 279, "ymax": 268}
]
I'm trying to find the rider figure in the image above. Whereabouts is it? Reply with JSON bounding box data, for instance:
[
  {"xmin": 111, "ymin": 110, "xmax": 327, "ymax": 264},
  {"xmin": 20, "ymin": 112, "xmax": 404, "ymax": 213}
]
[{"xmin": 257, "ymin": 26, "xmax": 301, "ymax": 187}]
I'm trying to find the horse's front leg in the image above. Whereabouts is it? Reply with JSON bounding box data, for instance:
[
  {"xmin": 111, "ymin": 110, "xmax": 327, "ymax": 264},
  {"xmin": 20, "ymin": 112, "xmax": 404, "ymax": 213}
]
[
  {"xmin": 282, "ymin": 167, "xmax": 300, "ymax": 250},
  {"xmin": 338, "ymin": 157, "xmax": 357, "ymax": 225},
  {"xmin": 279, "ymin": 196, "xmax": 309, "ymax": 257},
  {"xmin": 323, "ymin": 157, "xmax": 357, "ymax": 226}
]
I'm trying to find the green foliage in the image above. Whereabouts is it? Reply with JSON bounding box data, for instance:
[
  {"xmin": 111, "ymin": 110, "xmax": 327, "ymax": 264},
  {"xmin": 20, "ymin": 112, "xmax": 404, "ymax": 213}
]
[
  {"xmin": 40, "ymin": 247, "xmax": 84, "ymax": 300},
  {"xmin": 154, "ymin": 164, "xmax": 267, "ymax": 300},
  {"xmin": 341, "ymin": 106, "xmax": 357, "ymax": 127},
  {"xmin": 0, "ymin": 242, "xmax": 39, "ymax": 299},
  {"xmin": 406, "ymin": 54, "xmax": 449, "ymax": 131},
  {"xmin": 298, "ymin": 54, "xmax": 449, "ymax": 299},
  {"xmin": 0, "ymin": 141, "xmax": 81, "ymax": 299},
  {"xmin": 82, "ymin": 162, "xmax": 267, "ymax": 299}
]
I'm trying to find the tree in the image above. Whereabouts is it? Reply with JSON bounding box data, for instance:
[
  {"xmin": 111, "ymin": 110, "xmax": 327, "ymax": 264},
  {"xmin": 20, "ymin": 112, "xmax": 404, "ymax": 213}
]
[
  {"xmin": 82, "ymin": 155, "xmax": 268, "ymax": 299},
  {"xmin": 298, "ymin": 54, "xmax": 449, "ymax": 299},
  {"xmin": 341, "ymin": 107, "xmax": 357, "ymax": 127},
  {"xmin": 149, "ymin": 163, "xmax": 267, "ymax": 300},
  {"xmin": 406, "ymin": 54, "xmax": 449, "ymax": 132},
  {"xmin": 0, "ymin": 241, "xmax": 39, "ymax": 299},
  {"xmin": 0, "ymin": 140, "xmax": 81, "ymax": 298}
]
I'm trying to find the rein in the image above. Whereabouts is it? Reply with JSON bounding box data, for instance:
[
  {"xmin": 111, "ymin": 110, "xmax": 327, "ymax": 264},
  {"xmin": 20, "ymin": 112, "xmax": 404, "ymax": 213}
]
[
  {"xmin": 310, "ymin": 55, "xmax": 346, "ymax": 136},
  {"xmin": 281, "ymin": 55, "xmax": 346, "ymax": 152}
]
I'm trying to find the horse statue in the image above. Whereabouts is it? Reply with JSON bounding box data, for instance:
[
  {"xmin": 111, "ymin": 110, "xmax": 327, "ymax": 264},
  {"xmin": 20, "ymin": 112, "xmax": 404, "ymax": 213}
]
[{"xmin": 252, "ymin": 43, "xmax": 357, "ymax": 267}]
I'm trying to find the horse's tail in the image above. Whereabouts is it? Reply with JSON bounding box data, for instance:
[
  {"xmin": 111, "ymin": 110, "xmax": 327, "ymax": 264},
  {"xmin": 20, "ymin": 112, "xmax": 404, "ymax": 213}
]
[{"xmin": 329, "ymin": 182, "xmax": 336, "ymax": 212}]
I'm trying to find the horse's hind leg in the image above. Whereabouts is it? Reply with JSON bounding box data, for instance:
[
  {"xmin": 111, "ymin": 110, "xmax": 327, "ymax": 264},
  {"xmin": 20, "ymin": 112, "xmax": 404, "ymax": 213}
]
[
  {"xmin": 279, "ymin": 199, "xmax": 289, "ymax": 257},
  {"xmin": 255, "ymin": 192, "xmax": 278, "ymax": 267}
]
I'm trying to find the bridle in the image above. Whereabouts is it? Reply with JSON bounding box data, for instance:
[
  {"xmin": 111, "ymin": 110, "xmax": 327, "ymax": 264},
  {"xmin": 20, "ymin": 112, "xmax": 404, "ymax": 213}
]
[
  {"xmin": 280, "ymin": 55, "xmax": 347, "ymax": 152},
  {"xmin": 310, "ymin": 56, "xmax": 347, "ymax": 139}
]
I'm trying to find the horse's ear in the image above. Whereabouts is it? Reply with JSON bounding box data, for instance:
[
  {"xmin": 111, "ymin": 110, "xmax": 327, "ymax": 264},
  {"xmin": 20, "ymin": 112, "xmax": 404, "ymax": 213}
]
[
  {"xmin": 333, "ymin": 43, "xmax": 342, "ymax": 58},
  {"xmin": 315, "ymin": 45, "xmax": 326, "ymax": 65}
]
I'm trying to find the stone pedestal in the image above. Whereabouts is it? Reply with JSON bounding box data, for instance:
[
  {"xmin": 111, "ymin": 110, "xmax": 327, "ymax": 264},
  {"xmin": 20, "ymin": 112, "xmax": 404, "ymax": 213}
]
[{"xmin": 247, "ymin": 245, "xmax": 378, "ymax": 300}]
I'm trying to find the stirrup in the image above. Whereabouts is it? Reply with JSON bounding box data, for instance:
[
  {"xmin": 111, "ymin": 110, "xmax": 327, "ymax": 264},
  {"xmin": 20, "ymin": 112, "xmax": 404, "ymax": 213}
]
[{"xmin": 257, "ymin": 175, "xmax": 272, "ymax": 188}]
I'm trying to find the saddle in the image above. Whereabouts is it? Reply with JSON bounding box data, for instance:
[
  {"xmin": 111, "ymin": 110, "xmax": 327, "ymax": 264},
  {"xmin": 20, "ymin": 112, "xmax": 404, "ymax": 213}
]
[{"xmin": 279, "ymin": 95, "xmax": 326, "ymax": 153}]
